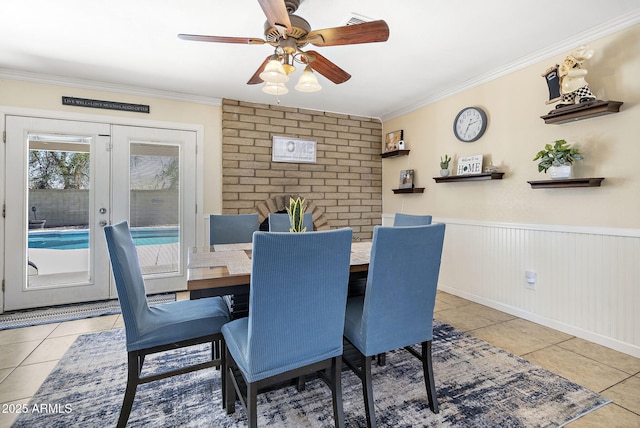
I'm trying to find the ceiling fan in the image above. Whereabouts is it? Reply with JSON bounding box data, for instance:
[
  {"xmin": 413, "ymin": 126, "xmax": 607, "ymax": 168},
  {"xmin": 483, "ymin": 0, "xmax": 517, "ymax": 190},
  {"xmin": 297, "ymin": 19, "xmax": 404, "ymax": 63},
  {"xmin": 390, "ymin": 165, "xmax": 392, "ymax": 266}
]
[{"xmin": 178, "ymin": 0, "xmax": 389, "ymax": 91}]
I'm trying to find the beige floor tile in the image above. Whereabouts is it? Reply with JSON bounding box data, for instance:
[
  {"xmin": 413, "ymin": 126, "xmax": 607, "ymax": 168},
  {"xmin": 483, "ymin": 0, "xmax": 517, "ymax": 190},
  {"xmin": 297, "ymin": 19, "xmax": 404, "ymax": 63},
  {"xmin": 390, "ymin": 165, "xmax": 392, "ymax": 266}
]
[
  {"xmin": 0, "ymin": 323, "xmax": 58, "ymax": 346},
  {"xmin": 567, "ymin": 403, "xmax": 640, "ymax": 427},
  {"xmin": 113, "ymin": 315, "xmax": 125, "ymax": 329},
  {"xmin": 0, "ymin": 340, "xmax": 41, "ymax": 369},
  {"xmin": 0, "ymin": 398, "xmax": 32, "ymax": 427},
  {"xmin": 435, "ymin": 292, "xmax": 471, "ymax": 308},
  {"xmin": 22, "ymin": 334, "xmax": 79, "ymax": 365},
  {"xmin": 470, "ymin": 322, "xmax": 554, "ymax": 355},
  {"xmin": 0, "ymin": 360, "xmax": 57, "ymax": 403},
  {"xmin": 434, "ymin": 307, "xmax": 498, "ymax": 332},
  {"xmin": 0, "ymin": 368, "xmax": 13, "ymax": 384},
  {"xmin": 558, "ymin": 337, "xmax": 640, "ymax": 375},
  {"xmin": 48, "ymin": 314, "xmax": 120, "ymax": 337},
  {"xmin": 602, "ymin": 375, "xmax": 640, "ymax": 415},
  {"xmin": 525, "ymin": 345, "xmax": 629, "ymax": 393},
  {"xmin": 501, "ymin": 318, "xmax": 574, "ymax": 344},
  {"xmin": 456, "ymin": 302, "xmax": 517, "ymax": 323},
  {"xmin": 434, "ymin": 298, "xmax": 454, "ymax": 313}
]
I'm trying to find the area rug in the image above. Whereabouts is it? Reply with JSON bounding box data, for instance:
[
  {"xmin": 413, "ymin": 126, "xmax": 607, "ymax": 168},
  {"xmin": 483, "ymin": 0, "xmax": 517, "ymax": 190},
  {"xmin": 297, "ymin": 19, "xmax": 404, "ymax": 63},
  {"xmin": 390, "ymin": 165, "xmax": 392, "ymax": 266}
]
[
  {"xmin": 13, "ymin": 322, "xmax": 610, "ymax": 427},
  {"xmin": 0, "ymin": 293, "xmax": 175, "ymax": 330}
]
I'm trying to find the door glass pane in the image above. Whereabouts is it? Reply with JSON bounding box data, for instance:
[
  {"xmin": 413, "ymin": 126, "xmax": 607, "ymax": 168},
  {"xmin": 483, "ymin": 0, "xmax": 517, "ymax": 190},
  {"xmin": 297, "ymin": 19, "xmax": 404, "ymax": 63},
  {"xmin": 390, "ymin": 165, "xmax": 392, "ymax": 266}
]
[
  {"xmin": 130, "ymin": 143, "xmax": 180, "ymax": 275},
  {"xmin": 27, "ymin": 134, "xmax": 91, "ymax": 288}
]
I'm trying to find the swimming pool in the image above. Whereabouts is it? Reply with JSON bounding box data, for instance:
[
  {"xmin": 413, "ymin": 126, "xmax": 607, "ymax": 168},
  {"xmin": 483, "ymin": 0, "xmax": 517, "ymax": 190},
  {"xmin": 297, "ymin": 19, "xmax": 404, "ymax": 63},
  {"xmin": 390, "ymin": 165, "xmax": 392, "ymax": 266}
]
[{"xmin": 28, "ymin": 227, "xmax": 179, "ymax": 250}]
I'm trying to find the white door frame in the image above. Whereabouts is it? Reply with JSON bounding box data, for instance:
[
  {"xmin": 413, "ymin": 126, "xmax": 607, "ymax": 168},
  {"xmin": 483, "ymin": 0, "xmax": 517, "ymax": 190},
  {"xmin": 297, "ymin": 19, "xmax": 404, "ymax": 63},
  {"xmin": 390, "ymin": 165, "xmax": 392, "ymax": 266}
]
[{"xmin": 0, "ymin": 106, "xmax": 205, "ymax": 313}]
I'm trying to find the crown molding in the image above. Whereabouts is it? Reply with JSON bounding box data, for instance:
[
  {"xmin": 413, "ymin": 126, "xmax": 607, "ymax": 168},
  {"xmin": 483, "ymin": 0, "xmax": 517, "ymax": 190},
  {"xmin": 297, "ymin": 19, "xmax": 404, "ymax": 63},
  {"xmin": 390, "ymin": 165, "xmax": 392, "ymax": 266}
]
[
  {"xmin": 381, "ymin": 12, "xmax": 640, "ymax": 121},
  {"xmin": 0, "ymin": 68, "xmax": 222, "ymax": 107}
]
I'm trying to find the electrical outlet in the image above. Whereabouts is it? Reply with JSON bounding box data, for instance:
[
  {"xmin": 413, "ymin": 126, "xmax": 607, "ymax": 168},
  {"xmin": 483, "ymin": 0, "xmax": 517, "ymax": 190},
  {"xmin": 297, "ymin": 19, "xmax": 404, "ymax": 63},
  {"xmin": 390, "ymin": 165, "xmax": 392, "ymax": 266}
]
[{"xmin": 525, "ymin": 271, "xmax": 536, "ymax": 290}]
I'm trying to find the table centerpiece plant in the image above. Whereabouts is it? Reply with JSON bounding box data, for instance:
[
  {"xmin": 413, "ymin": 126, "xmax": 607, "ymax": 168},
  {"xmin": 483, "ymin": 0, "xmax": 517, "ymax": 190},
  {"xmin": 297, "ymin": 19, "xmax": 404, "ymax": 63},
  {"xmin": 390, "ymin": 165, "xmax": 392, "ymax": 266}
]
[
  {"xmin": 286, "ymin": 197, "xmax": 307, "ymax": 232},
  {"xmin": 533, "ymin": 139, "xmax": 583, "ymax": 179}
]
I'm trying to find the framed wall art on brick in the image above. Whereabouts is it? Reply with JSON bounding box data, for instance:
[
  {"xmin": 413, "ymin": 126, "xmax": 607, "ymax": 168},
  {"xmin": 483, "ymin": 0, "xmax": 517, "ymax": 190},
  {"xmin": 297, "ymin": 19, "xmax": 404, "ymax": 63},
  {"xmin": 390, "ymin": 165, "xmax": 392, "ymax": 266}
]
[{"xmin": 272, "ymin": 136, "xmax": 317, "ymax": 163}]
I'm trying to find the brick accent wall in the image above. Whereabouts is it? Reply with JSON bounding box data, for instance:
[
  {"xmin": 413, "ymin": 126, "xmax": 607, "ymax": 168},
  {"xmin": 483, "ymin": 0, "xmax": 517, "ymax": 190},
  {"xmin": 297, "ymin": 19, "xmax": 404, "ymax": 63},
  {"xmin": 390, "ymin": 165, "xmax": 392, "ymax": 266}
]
[{"xmin": 221, "ymin": 99, "xmax": 382, "ymax": 240}]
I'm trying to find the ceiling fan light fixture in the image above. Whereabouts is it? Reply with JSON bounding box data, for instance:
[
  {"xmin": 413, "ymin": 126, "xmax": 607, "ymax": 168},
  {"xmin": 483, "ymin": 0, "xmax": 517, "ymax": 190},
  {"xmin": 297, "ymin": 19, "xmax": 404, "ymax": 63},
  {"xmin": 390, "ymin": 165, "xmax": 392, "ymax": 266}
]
[
  {"xmin": 259, "ymin": 58, "xmax": 289, "ymax": 83},
  {"xmin": 295, "ymin": 65, "xmax": 322, "ymax": 92},
  {"xmin": 262, "ymin": 81, "xmax": 289, "ymax": 95}
]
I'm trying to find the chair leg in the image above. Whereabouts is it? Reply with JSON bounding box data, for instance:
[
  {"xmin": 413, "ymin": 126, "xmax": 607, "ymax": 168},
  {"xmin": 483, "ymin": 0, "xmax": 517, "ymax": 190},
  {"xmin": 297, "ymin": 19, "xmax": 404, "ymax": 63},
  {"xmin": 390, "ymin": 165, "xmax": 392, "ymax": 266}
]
[
  {"xmin": 331, "ymin": 356, "xmax": 345, "ymax": 428},
  {"xmin": 421, "ymin": 341, "xmax": 439, "ymax": 414},
  {"xmin": 247, "ymin": 381, "xmax": 258, "ymax": 428},
  {"xmin": 220, "ymin": 339, "xmax": 226, "ymax": 410},
  {"xmin": 117, "ymin": 352, "xmax": 140, "ymax": 428},
  {"xmin": 224, "ymin": 347, "xmax": 237, "ymax": 414},
  {"xmin": 361, "ymin": 355, "xmax": 377, "ymax": 428}
]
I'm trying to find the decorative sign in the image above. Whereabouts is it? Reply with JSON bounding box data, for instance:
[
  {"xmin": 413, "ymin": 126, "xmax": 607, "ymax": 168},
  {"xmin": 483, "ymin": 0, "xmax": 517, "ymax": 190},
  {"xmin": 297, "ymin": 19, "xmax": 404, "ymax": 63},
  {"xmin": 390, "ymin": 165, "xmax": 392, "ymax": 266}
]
[
  {"xmin": 457, "ymin": 155, "xmax": 483, "ymax": 175},
  {"xmin": 272, "ymin": 136, "xmax": 316, "ymax": 163},
  {"xmin": 62, "ymin": 96, "xmax": 150, "ymax": 113}
]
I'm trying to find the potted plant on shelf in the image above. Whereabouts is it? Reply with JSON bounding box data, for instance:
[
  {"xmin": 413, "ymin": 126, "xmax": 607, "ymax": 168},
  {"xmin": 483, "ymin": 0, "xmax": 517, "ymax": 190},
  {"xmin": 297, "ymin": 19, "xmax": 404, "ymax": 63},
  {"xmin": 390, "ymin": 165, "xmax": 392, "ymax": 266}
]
[
  {"xmin": 440, "ymin": 155, "xmax": 452, "ymax": 177},
  {"xmin": 533, "ymin": 139, "xmax": 583, "ymax": 179},
  {"xmin": 286, "ymin": 197, "xmax": 307, "ymax": 232}
]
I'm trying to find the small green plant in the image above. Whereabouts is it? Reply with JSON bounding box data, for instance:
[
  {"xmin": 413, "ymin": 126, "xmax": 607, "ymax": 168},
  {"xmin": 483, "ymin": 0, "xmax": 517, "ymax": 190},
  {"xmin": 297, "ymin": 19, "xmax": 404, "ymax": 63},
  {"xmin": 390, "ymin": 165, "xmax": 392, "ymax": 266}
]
[
  {"xmin": 286, "ymin": 197, "xmax": 307, "ymax": 233},
  {"xmin": 440, "ymin": 154, "xmax": 452, "ymax": 169},
  {"xmin": 533, "ymin": 139, "xmax": 583, "ymax": 173}
]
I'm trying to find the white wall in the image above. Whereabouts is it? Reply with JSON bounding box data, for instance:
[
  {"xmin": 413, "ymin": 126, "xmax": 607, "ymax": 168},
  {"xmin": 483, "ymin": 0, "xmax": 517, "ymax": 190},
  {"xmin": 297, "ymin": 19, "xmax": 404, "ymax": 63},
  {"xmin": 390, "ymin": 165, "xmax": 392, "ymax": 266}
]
[{"xmin": 382, "ymin": 25, "xmax": 640, "ymax": 356}]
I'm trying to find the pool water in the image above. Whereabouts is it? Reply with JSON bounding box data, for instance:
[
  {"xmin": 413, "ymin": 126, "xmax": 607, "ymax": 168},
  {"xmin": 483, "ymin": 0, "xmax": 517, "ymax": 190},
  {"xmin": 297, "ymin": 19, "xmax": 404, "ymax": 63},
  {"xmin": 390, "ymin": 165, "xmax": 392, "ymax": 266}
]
[{"xmin": 28, "ymin": 227, "xmax": 179, "ymax": 250}]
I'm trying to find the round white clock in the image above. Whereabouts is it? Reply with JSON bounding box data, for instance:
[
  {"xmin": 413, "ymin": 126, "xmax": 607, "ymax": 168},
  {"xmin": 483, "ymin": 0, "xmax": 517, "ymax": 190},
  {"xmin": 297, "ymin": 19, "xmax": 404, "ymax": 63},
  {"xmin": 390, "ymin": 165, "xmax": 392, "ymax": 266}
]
[{"xmin": 453, "ymin": 107, "xmax": 487, "ymax": 142}]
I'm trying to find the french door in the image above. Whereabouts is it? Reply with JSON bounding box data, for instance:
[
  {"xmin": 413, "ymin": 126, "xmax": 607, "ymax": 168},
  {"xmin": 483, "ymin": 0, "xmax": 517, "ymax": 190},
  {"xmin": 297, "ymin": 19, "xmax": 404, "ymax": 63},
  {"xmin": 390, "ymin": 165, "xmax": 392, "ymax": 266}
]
[{"xmin": 3, "ymin": 116, "xmax": 196, "ymax": 311}]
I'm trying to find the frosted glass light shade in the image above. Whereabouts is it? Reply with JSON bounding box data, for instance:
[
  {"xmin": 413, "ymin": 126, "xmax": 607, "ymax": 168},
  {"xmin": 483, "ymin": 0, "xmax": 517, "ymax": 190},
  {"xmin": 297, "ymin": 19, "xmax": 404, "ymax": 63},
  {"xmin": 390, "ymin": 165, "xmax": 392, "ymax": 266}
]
[
  {"xmin": 295, "ymin": 66, "xmax": 321, "ymax": 92},
  {"xmin": 259, "ymin": 59, "xmax": 289, "ymax": 83},
  {"xmin": 262, "ymin": 81, "xmax": 289, "ymax": 95}
]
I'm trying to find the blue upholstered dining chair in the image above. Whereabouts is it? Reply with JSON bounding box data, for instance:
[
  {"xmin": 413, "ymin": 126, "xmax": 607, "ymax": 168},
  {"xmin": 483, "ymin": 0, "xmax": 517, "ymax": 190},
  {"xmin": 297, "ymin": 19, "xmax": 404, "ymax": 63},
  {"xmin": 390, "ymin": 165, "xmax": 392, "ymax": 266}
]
[
  {"xmin": 210, "ymin": 213, "xmax": 259, "ymax": 245},
  {"xmin": 268, "ymin": 212, "xmax": 314, "ymax": 232},
  {"xmin": 343, "ymin": 224, "xmax": 446, "ymax": 428},
  {"xmin": 222, "ymin": 228, "xmax": 353, "ymax": 428},
  {"xmin": 393, "ymin": 212, "xmax": 432, "ymax": 226},
  {"xmin": 104, "ymin": 221, "xmax": 231, "ymax": 428}
]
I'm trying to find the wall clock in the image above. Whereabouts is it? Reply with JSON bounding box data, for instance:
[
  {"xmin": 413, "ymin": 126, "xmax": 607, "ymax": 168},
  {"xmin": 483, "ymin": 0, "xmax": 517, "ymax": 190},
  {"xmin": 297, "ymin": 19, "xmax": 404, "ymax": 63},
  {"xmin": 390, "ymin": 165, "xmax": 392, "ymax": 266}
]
[{"xmin": 453, "ymin": 107, "xmax": 487, "ymax": 142}]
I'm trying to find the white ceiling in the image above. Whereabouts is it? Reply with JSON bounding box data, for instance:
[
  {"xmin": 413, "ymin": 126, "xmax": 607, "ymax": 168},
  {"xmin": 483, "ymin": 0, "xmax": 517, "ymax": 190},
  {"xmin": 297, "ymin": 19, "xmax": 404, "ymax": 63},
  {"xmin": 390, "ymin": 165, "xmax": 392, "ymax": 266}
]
[{"xmin": 2, "ymin": 0, "xmax": 639, "ymax": 120}]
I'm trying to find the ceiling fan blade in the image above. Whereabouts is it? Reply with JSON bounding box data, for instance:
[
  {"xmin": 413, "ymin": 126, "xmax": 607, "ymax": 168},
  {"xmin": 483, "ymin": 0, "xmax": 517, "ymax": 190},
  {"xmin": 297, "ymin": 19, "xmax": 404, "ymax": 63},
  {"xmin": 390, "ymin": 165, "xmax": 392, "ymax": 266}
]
[
  {"xmin": 247, "ymin": 56, "xmax": 272, "ymax": 85},
  {"xmin": 307, "ymin": 20, "xmax": 390, "ymax": 46},
  {"xmin": 257, "ymin": 0, "xmax": 292, "ymax": 33},
  {"xmin": 305, "ymin": 51, "xmax": 351, "ymax": 84},
  {"xmin": 178, "ymin": 34, "xmax": 266, "ymax": 45}
]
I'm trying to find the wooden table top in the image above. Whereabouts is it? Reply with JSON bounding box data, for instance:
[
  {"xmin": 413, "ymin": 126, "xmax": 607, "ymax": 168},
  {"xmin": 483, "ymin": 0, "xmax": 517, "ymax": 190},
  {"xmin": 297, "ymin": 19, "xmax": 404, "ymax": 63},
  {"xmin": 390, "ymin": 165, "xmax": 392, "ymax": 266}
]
[{"xmin": 187, "ymin": 241, "xmax": 371, "ymax": 291}]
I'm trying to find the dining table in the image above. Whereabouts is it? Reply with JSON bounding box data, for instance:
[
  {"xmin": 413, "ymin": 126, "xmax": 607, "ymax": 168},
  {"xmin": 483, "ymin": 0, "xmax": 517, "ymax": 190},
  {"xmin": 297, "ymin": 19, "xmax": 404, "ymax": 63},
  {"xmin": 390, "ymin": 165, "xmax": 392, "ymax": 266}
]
[{"xmin": 187, "ymin": 240, "xmax": 372, "ymax": 317}]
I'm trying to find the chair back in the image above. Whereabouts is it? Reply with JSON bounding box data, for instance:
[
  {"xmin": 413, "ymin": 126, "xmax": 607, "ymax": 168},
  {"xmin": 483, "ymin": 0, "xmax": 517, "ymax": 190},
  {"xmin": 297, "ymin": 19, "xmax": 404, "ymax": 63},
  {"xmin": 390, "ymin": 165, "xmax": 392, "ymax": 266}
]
[
  {"xmin": 210, "ymin": 214, "xmax": 259, "ymax": 244},
  {"xmin": 360, "ymin": 224, "xmax": 445, "ymax": 355},
  {"xmin": 104, "ymin": 221, "xmax": 151, "ymax": 349},
  {"xmin": 393, "ymin": 213, "xmax": 432, "ymax": 226},
  {"xmin": 268, "ymin": 212, "xmax": 314, "ymax": 232},
  {"xmin": 246, "ymin": 228, "xmax": 352, "ymax": 379}
]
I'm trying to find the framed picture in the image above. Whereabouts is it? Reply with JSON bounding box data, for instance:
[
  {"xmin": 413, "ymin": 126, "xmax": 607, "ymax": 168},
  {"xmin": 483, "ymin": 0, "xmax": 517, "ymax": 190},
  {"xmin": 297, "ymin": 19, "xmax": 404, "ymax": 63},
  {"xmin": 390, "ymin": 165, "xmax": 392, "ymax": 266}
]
[
  {"xmin": 399, "ymin": 169, "xmax": 414, "ymax": 188},
  {"xmin": 384, "ymin": 130, "xmax": 403, "ymax": 152},
  {"xmin": 457, "ymin": 155, "xmax": 483, "ymax": 175},
  {"xmin": 272, "ymin": 136, "xmax": 316, "ymax": 163}
]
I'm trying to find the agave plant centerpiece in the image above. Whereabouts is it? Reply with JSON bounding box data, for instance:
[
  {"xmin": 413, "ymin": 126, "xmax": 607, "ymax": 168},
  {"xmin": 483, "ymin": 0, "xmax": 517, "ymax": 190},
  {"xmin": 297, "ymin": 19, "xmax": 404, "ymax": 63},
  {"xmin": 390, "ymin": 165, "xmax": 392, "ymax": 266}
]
[{"xmin": 286, "ymin": 197, "xmax": 307, "ymax": 232}]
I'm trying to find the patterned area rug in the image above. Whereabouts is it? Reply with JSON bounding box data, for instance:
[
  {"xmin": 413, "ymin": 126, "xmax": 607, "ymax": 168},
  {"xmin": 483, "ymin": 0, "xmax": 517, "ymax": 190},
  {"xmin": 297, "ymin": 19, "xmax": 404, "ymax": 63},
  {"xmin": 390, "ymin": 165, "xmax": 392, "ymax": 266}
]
[
  {"xmin": 13, "ymin": 322, "xmax": 610, "ymax": 427},
  {"xmin": 0, "ymin": 294, "xmax": 175, "ymax": 330}
]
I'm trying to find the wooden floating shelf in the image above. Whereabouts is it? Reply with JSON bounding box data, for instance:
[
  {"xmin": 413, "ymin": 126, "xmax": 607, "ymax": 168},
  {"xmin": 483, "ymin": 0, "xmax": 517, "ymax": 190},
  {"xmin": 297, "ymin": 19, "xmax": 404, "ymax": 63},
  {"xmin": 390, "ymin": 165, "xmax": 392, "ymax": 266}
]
[
  {"xmin": 391, "ymin": 187, "xmax": 425, "ymax": 194},
  {"xmin": 527, "ymin": 177, "xmax": 605, "ymax": 189},
  {"xmin": 433, "ymin": 172, "xmax": 504, "ymax": 183},
  {"xmin": 541, "ymin": 100, "xmax": 623, "ymax": 124},
  {"xmin": 380, "ymin": 149, "xmax": 410, "ymax": 158}
]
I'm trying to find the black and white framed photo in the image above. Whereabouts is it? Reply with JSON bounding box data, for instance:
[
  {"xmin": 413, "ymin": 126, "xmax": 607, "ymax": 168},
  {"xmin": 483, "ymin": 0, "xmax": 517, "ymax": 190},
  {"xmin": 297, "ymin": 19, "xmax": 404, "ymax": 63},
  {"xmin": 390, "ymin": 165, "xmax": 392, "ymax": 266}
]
[
  {"xmin": 399, "ymin": 169, "xmax": 414, "ymax": 188},
  {"xmin": 272, "ymin": 136, "xmax": 316, "ymax": 163}
]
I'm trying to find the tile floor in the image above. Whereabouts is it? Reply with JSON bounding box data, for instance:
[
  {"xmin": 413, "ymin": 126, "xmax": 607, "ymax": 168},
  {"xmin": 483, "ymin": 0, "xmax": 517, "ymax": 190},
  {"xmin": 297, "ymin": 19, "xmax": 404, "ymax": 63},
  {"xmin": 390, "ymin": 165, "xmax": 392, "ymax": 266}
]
[{"xmin": 0, "ymin": 291, "xmax": 638, "ymax": 427}]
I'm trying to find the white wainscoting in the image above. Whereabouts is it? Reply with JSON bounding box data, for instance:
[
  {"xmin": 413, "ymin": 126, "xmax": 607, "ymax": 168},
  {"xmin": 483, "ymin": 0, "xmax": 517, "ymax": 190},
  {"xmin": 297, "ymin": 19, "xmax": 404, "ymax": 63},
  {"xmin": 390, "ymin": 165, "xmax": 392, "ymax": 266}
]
[{"xmin": 383, "ymin": 214, "xmax": 640, "ymax": 357}]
